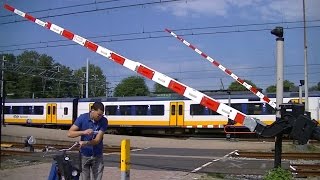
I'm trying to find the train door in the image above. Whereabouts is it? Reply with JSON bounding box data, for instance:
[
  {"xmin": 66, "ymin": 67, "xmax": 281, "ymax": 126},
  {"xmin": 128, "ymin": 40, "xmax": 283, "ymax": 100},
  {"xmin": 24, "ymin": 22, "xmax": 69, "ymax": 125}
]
[
  {"xmin": 169, "ymin": 102, "xmax": 184, "ymax": 126},
  {"xmin": 46, "ymin": 103, "xmax": 57, "ymax": 124}
]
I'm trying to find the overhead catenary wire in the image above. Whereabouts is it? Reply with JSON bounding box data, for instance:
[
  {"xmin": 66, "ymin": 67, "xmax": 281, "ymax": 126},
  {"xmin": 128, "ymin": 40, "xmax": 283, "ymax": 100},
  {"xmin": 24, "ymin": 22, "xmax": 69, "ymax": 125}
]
[
  {"xmin": 0, "ymin": 0, "xmax": 187, "ymax": 25},
  {"xmin": 1, "ymin": 18, "xmax": 319, "ymax": 49},
  {"xmin": 0, "ymin": 0, "xmax": 125, "ymax": 18},
  {"xmin": 1, "ymin": 25, "xmax": 320, "ymax": 53}
]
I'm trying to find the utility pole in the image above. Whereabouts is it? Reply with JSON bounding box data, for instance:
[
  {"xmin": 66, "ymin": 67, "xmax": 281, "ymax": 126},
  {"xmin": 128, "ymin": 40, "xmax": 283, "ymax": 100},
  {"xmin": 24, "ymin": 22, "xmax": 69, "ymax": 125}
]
[
  {"xmin": 92, "ymin": 74, "xmax": 98, "ymax": 97},
  {"xmin": 86, "ymin": 58, "xmax": 89, "ymax": 98},
  {"xmin": 220, "ymin": 78, "xmax": 224, "ymax": 90},
  {"xmin": 1, "ymin": 56, "xmax": 4, "ymax": 99},
  {"xmin": 303, "ymin": 0, "xmax": 309, "ymax": 111},
  {"xmin": 0, "ymin": 56, "xmax": 5, "ymax": 167},
  {"xmin": 106, "ymin": 81, "xmax": 110, "ymax": 97},
  {"xmin": 1, "ymin": 56, "xmax": 5, "ymax": 126}
]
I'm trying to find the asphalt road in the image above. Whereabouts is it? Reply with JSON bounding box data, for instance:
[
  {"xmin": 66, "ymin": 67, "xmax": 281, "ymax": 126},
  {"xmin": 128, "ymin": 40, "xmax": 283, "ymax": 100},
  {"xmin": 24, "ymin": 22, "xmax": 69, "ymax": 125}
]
[{"xmin": 103, "ymin": 147, "xmax": 289, "ymax": 176}]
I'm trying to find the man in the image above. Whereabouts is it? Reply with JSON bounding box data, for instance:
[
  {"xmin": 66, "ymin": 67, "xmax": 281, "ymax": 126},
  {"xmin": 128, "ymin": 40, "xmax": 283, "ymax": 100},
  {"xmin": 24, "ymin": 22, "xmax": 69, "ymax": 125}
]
[{"xmin": 67, "ymin": 102, "xmax": 108, "ymax": 180}]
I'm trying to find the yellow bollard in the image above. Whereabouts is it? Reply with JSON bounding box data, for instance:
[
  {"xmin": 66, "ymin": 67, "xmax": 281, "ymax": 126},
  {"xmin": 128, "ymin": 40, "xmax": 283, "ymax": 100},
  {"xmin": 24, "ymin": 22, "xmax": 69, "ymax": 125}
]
[{"xmin": 121, "ymin": 139, "xmax": 130, "ymax": 180}]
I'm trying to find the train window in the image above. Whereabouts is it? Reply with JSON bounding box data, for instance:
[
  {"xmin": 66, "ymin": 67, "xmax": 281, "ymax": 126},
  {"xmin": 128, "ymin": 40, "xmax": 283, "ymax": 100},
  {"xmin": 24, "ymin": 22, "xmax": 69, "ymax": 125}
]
[
  {"xmin": 48, "ymin": 106, "xmax": 51, "ymax": 115},
  {"xmin": 208, "ymin": 109, "xmax": 220, "ymax": 115},
  {"xmin": 34, "ymin": 106, "xmax": 44, "ymax": 115},
  {"xmin": 150, "ymin": 105, "xmax": 164, "ymax": 115},
  {"xmin": 4, "ymin": 106, "xmax": 10, "ymax": 114},
  {"xmin": 64, "ymin": 107, "xmax": 68, "ymax": 115},
  {"xmin": 191, "ymin": 104, "xmax": 220, "ymax": 115},
  {"xmin": 12, "ymin": 106, "xmax": 20, "ymax": 114},
  {"xmin": 22, "ymin": 106, "xmax": 32, "ymax": 114},
  {"xmin": 53, "ymin": 106, "xmax": 56, "ymax": 115},
  {"xmin": 231, "ymin": 103, "xmax": 242, "ymax": 112},
  {"xmin": 178, "ymin": 105, "xmax": 183, "ymax": 115},
  {"xmin": 171, "ymin": 105, "xmax": 175, "ymax": 115},
  {"xmin": 190, "ymin": 104, "xmax": 204, "ymax": 115},
  {"xmin": 120, "ymin": 105, "xmax": 132, "ymax": 115},
  {"xmin": 105, "ymin": 106, "xmax": 117, "ymax": 115},
  {"xmin": 264, "ymin": 104, "xmax": 276, "ymax": 115},
  {"xmin": 247, "ymin": 103, "xmax": 262, "ymax": 115},
  {"xmin": 136, "ymin": 105, "xmax": 148, "ymax": 115}
]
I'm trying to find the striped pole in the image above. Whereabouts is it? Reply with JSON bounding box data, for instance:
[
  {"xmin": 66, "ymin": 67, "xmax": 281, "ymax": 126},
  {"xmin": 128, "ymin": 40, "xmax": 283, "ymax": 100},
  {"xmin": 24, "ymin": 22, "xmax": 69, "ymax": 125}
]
[
  {"xmin": 3, "ymin": 4, "xmax": 266, "ymax": 132},
  {"xmin": 165, "ymin": 29, "xmax": 277, "ymax": 109}
]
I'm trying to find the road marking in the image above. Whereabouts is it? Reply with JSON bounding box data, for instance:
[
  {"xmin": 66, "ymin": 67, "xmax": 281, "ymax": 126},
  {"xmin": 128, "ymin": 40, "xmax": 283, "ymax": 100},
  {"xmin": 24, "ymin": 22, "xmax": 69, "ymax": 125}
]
[{"xmin": 191, "ymin": 150, "xmax": 238, "ymax": 173}]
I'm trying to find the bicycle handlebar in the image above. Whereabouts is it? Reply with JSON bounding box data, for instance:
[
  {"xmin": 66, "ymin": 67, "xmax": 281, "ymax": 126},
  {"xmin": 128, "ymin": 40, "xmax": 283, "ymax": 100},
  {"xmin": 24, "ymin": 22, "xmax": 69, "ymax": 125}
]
[
  {"xmin": 59, "ymin": 142, "xmax": 79, "ymax": 152},
  {"xmin": 43, "ymin": 142, "xmax": 79, "ymax": 156}
]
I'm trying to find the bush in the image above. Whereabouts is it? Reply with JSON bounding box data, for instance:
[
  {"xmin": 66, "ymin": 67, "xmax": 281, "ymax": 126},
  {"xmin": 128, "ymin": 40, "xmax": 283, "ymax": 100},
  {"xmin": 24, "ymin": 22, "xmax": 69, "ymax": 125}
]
[{"xmin": 263, "ymin": 167, "xmax": 293, "ymax": 180}]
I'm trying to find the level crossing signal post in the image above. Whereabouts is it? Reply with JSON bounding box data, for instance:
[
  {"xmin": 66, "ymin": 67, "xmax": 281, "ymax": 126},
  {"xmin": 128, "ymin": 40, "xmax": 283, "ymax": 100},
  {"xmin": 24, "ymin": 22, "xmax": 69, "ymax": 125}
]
[{"xmin": 271, "ymin": 26, "xmax": 284, "ymax": 168}]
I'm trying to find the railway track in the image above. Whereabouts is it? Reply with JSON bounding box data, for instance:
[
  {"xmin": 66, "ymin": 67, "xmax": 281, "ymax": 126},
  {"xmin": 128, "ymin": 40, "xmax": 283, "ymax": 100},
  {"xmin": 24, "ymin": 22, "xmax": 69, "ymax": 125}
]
[
  {"xmin": 234, "ymin": 151, "xmax": 320, "ymax": 177},
  {"xmin": 1, "ymin": 141, "xmax": 122, "ymax": 156},
  {"xmin": 290, "ymin": 164, "xmax": 320, "ymax": 178},
  {"xmin": 233, "ymin": 151, "xmax": 320, "ymax": 160}
]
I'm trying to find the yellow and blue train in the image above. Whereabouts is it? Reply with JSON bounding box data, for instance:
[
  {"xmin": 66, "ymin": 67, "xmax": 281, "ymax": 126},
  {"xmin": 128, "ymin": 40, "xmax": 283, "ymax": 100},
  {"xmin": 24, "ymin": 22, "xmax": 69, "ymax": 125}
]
[{"xmin": 3, "ymin": 91, "xmax": 320, "ymax": 134}]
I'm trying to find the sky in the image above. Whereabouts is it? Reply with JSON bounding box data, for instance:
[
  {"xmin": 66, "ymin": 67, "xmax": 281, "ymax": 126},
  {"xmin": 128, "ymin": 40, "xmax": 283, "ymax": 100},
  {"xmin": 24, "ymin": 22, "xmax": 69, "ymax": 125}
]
[{"xmin": 0, "ymin": 0, "xmax": 319, "ymax": 94}]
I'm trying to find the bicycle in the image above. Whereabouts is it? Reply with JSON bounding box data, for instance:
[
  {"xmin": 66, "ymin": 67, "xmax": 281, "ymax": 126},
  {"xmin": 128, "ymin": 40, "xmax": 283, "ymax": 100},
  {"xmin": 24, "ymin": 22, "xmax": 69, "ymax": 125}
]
[{"xmin": 43, "ymin": 142, "xmax": 82, "ymax": 180}]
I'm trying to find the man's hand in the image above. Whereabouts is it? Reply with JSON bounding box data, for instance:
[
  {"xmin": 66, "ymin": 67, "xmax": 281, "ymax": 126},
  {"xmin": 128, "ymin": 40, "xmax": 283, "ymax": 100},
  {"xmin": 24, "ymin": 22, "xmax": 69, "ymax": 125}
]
[
  {"xmin": 79, "ymin": 141, "xmax": 89, "ymax": 147},
  {"xmin": 83, "ymin": 129, "xmax": 94, "ymax": 135}
]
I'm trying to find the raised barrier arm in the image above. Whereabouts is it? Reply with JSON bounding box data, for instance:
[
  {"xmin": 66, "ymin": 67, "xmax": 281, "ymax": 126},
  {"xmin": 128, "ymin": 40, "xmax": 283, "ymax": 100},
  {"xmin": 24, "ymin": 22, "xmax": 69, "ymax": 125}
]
[{"xmin": 165, "ymin": 29, "xmax": 277, "ymax": 109}]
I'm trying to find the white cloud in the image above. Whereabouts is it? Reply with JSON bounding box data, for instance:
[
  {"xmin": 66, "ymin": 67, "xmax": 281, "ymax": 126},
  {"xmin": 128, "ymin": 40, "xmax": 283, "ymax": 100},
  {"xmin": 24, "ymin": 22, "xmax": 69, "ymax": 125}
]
[
  {"xmin": 158, "ymin": 0, "xmax": 230, "ymax": 17},
  {"xmin": 158, "ymin": 0, "xmax": 320, "ymax": 21},
  {"xmin": 258, "ymin": 0, "xmax": 320, "ymax": 21},
  {"xmin": 259, "ymin": 0, "xmax": 303, "ymax": 21}
]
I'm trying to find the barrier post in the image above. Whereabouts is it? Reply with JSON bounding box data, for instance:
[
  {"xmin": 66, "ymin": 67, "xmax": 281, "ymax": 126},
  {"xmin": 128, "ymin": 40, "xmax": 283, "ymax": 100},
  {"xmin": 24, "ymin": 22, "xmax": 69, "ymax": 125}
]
[{"xmin": 121, "ymin": 139, "xmax": 130, "ymax": 180}]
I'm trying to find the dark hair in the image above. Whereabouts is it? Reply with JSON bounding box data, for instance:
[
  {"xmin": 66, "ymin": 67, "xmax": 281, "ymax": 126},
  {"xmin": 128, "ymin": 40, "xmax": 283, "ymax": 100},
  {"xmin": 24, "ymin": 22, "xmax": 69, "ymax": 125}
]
[{"xmin": 91, "ymin": 102, "xmax": 104, "ymax": 112}]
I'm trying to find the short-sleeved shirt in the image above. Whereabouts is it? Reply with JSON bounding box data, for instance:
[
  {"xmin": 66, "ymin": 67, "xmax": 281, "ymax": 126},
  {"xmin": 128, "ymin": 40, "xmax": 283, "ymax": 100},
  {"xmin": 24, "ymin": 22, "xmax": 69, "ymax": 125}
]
[{"xmin": 74, "ymin": 112, "xmax": 108, "ymax": 157}]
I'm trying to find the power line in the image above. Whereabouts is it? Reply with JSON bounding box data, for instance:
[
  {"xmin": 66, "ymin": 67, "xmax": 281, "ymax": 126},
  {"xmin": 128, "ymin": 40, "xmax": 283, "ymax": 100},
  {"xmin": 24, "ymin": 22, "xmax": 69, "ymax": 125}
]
[
  {"xmin": 1, "ymin": 19, "xmax": 319, "ymax": 49},
  {"xmin": 106, "ymin": 71, "xmax": 320, "ymax": 81},
  {"xmin": 105, "ymin": 64, "xmax": 320, "ymax": 78},
  {"xmin": 0, "ymin": 0, "xmax": 185, "ymax": 25},
  {"xmin": 1, "ymin": 25, "xmax": 320, "ymax": 53},
  {"xmin": 0, "ymin": 0, "xmax": 124, "ymax": 18},
  {"xmin": 2, "ymin": 60, "xmax": 82, "ymax": 84}
]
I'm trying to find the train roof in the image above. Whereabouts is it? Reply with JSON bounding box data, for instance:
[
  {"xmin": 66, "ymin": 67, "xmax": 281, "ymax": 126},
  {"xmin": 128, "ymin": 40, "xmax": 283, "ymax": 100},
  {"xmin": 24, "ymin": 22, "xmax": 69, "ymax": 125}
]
[
  {"xmin": 5, "ymin": 91, "xmax": 320, "ymax": 103},
  {"xmin": 5, "ymin": 98, "xmax": 76, "ymax": 103},
  {"xmin": 79, "ymin": 91, "xmax": 320, "ymax": 102}
]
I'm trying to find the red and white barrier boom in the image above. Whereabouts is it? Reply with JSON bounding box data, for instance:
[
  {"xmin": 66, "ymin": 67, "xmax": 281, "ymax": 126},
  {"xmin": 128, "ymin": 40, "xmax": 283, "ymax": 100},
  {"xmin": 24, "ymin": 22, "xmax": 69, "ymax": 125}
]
[
  {"xmin": 165, "ymin": 29, "xmax": 277, "ymax": 109},
  {"xmin": 3, "ymin": 4, "xmax": 266, "ymax": 132}
]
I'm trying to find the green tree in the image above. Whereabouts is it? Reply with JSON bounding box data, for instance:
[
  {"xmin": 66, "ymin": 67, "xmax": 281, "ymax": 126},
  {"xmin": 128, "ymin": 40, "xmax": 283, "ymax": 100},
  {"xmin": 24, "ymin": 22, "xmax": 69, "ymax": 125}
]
[
  {"xmin": 53, "ymin": 63, "xmax": 81, "ymax": 98},
  {"xmin": 16, "ymin": 51, "xmax": 42, "ymax": 98},
  {"xmin": 114, "ymin": 76, "xmax": 149, "ymax": 97},
  {"xmin": 74, "ymin": 64, "xmax": 107, "ymax": 98},
  {"xmin": 153, "ymin": 78, "xmax": 178, "ymax": 94},
  {"xmin": 2, "ymin": 53, "xmax": 18, "ymax": 98},
  {"xmin": 228, "ymin": 79, "xmax": 259, "ymax": 91},
  {"xmin": 309, "ymin": 82, "xmax": 320, "ymax": 91},
  {"xmin": 266, "ymin": 80, "xmax": 296, "ymax": 93},
  {"xmin": 266, "ymin": 85, "xmax": 276, "ymax": 93},
  {"xmin": 2, "ymin": 51, "xmax": 84, "ymax": 98}
]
